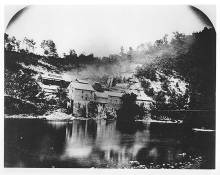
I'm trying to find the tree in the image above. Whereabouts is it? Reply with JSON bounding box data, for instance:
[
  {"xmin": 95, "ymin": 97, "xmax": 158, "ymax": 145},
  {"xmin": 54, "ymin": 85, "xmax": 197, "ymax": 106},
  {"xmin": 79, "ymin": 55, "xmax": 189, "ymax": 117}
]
[
  {"xmin": 154, "ymin": 34, "xmax": 168, "ymax": 48},
  {"xmin": 136, "ymin": 65, "xmax": 157, "ymax": 81},
  {"xmin": 4, "ymin": 34, "xmax": 20, "ymax": 51},
  {"xmin": 23, "ymin": 37, "xmax": 36, "ymax": 53},
  {"xmin": 154, "ymin": 39, "xmax": 164, "ymax": 48},
  {"xmin": 121, "ymin": 93, "xmax": 137, "ymax": 105},
  {"xmin": 92, "ymin": 82, "xmax": 104, "ymax": 92},
  {"xmin": 170, "ymin": 31, "xmax": 187, "ymax": 54},
  {"xmin": 162, "ymin": 34, "xmax": 168, "ymax": 45},
  {"xmin": 127, "ymin": 46, "xmax": 133, "ymax": 61},
  {"xmin": 57, "ymin": 87, "xmax": 67, "ymax": 107},
  {"xmin": 120, "ymin": 46, "xmax": 124, "ymax": 55},
  {"xmin": 69, "ymin": 49, "xmax": 77, "ymax": 56},
  {"xmin": 5, "ymin": 70, "xmax": 41, "ymax": 102},
  {"xmin": 63, "ymin": 49, "xmax": 78, "ymax": 65},
  {"xmin": 40, "ymin": 40, "xmax": 58, "ymax": 57},
  {"xmin": 150, "ymin": 91, "xmax": 168, "ymax": 111},
  {"xmin": 117, "ymin": 93, "xmax": 139, "ymax": 123},
  {"xmin": 4, "ymin": 33, "xmax": 9, "ymax": 49}
]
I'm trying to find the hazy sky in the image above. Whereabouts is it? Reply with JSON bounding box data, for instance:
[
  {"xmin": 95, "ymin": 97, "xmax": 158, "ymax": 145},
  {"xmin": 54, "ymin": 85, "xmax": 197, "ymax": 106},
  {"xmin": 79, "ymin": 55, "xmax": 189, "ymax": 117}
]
[{"xmin": 5, "ymin": 5, "xmax": 215, "ymax": 57}]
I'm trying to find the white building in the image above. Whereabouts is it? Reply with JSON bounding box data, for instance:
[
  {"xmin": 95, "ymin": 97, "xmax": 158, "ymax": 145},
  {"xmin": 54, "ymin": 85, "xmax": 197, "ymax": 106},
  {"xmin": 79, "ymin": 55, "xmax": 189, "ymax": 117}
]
[
  {"xmin": 67, "ymin": 79, "xmax": 95, "ymax": 116},
  {"xmin": 106, "ymin": 91, "xmax": 123, "ymax": 110},
  {"xmin": 94, "ymin": 92, "xmax": 108, "ymax": 106},
  {"xmin": 130, "ymin": 89, "xmax": 154, "ymax": 109},
  {"xmin": 66, "ymin": 77, "xmax": 154, "ymax": 117}
]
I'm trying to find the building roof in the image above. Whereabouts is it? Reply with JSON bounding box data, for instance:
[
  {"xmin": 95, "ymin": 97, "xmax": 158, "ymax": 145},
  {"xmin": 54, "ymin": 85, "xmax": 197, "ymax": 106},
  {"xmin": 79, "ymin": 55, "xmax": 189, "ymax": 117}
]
[
  {"xmin": 114, "ymin": 83, "xmax": 129, "ymax": 89},
  {"xmin": 107, "ymin": 91, "xmax": 123, "ymax": 97},
  {"xmin": 75, "ymin": 79, "xmax": 89, "ymax": 84},
  {"xmin": 70, "ymin": 81, "xmax": 95, "ymax": 91},
  {"xmin": 95, "ymin": 92, "xmax": 108, "ymax": 98}
]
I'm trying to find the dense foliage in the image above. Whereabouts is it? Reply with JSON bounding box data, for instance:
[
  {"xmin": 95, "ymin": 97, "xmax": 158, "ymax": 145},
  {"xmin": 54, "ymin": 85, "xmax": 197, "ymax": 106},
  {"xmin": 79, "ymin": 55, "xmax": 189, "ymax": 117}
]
[
  {"xmin": 135, "ymin": 27, "xmax": 215, "ymax": 111},
  {"xmin": 117, "ymin": 93, "xmax": 146, "ymax": 122}
]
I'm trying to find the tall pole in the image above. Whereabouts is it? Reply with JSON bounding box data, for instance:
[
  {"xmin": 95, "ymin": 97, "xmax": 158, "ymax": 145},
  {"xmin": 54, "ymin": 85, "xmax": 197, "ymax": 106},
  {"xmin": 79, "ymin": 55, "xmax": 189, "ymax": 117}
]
[{"xmin": 86, "ymin": 101, "xmax": 88, "ymax": 118}]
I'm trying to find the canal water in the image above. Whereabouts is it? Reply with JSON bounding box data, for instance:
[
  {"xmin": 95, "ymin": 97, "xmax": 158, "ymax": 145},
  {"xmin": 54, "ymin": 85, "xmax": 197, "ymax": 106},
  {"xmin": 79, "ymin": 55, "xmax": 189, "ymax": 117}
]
[{"xmin": 4, "ymin": 119, "xmax": 215, "ymax": 168}]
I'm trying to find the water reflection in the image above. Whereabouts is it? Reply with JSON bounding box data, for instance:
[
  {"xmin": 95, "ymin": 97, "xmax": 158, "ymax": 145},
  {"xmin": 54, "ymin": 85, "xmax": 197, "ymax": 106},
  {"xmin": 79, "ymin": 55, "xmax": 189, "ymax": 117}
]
[
  {"xmin": 63, "ymin": 120, "xmax": 94, "ymax": 159},
  {"xmin": 56, "ymin": 120, "xmax": 151, "ymax": 167},
  {"xmin": 4, "ymin": 119, "xmax": 215, "ymax": 168}
]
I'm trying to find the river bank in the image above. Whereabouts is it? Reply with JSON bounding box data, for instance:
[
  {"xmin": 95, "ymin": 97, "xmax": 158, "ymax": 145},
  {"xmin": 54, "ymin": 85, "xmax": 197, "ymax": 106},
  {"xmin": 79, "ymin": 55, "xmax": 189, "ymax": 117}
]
[
  {"xmin": 4, "ymin": 110, "xmax": 105, "ymax": 121},
  {"xmin": 5, "ymin": 111, "xmax": 81, "ymax": 121},
  {"xmin": 101, "ymin": 154, "xmax": 204, "ymax": 169},
  {"xmin": 136, "ymin": 118, "xmax": 183, "ymax": 124},
  {"xmin": 5, "ymin": 111, "xmax": 183, "ymax": 124}
]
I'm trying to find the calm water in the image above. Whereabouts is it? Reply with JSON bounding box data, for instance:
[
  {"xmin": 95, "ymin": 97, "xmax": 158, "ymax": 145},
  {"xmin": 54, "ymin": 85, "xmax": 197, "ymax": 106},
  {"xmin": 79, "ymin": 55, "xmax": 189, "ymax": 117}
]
[{"xmin": 4, "ymin": 119, "xmax": 215, "ymax": 168}]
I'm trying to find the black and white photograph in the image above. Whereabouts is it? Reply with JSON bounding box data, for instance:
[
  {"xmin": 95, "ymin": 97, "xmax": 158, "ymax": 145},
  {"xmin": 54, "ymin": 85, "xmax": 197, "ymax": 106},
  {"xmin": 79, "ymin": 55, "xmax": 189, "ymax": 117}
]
[{"xmin": 3, "ymin": 3, "xmax": 217, "ymax": 170}]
